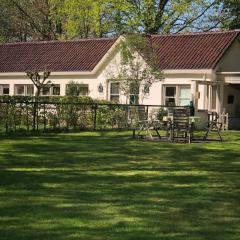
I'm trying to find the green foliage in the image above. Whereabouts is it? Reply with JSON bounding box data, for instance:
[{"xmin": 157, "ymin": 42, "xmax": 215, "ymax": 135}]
[
  {"xmin": 108, "ymin": 34, "xmax": 163, "ymax": 104},
  {"xmin": 0, "ymin": 96, "xmax": 133, "ymax": 132},
  {"xmin": 222, "ymin": 0, "xmax": 240, "ymax": 29},
  {"xmin": 0, "ymin": 0, "xmax": 229, "ymax": 42},
  {"xmin": 156, "ymin": 107, "xmax": 168, "ymax": 120}
]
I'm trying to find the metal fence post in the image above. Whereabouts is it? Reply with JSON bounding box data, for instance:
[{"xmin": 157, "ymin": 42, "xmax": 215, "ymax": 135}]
[{"xmin": 93, "ymin": 103, "xmax": 98, "ymax": 130}]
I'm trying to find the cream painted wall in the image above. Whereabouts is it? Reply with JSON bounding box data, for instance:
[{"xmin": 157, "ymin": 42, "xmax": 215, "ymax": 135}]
[
  {"xmin": 217, "ymin": 37, "xmax": 240, "ymax": 72},
  {"xmin": 223, "ymin": 84, "xmax": 240, "ymax": 116}
]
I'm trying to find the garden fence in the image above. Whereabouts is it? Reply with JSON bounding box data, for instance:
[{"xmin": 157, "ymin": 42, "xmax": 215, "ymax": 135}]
[{"xmin": 0, "ymin": 100, "xmax": 189, "ymax": 133}]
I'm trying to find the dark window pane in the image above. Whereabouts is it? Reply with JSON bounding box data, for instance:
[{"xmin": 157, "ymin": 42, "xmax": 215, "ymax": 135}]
[
  {"xmin": 110, "ymin": 95, "xmax": 119, "ymax": 102},
  {"xmin": 110, "ymin": 83, "xmax": 119, "ymax": 94},
  {"xmin": 79, "ymin": 85, "xmax": 88, "ymax": 96},
  {"xmin": 15, "ymin": 85, "xmax": 24, "ymax": 95},
  {"xmin": 165, "ymin": 98, "xmax": 176, "ymax": 107},
  {"xmin": 130, "ymin": 95, "xmax": 139, "ymax": 104},
  {"xmin": 166, "ymin": 87, "xmax": 176, "ymax": 97},
  {"xmin": 42, "ymin": 86, "xmax": 50, "ymax": 95},
  {"xmin": 3, "ymin": 86, "xmax": 9, "ymax": 95},
  {"xmin": 53, "ymin": 85, "xmax": 60, "ymax": 95}
]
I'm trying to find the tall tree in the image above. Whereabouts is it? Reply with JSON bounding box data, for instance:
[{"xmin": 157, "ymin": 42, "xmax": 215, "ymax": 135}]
[
  {"xmin": 0, "ymin": 0, "xmax": 64, "ymax": 42},
  {"xmin": 222, "ymin": 0, "xmax": 240, "ymax": 29},
  {"xmin": 111, "ymin": 0, "xmax": 223, "ymax": 34},
  {"xmin": 61, "ymin": 0, "xmax": 115, "ymax": 38},
  {"xmin": 0, "ymin": 0, "xmax": 232, "ymax": 43},
  {"xmin": 107, "ymin": 34, "xmax": 163, "ymax": 104}
]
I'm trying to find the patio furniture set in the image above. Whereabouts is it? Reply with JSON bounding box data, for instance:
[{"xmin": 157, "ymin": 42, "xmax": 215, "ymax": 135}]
[{"xmin": 135, "ymin": 107, "xmax": 223, "ymax": 143}]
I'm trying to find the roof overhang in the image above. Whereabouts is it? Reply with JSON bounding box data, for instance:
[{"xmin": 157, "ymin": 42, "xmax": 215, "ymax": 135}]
[
  {"xmin": 163, "ymin": 69, "xmax": 215, "ymax": 75},
  {"xmin": 224, "ymin": 77, "xmax": 240, "ymax": 84},
  {"xmin": 0, "ymin": 71, "xmax": 93, "ymax": 77},
  {"xmin": 216, "ymin": 72, "xmax": 240, "ymax": 84},
  {"xmin": 0, "ymin": 68, "xmax": 215, "ymax": 78}
]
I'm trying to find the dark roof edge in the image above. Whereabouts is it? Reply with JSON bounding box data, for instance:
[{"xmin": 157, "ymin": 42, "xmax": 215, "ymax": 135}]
[
  {"xmin": 0, "ymin": 36, "xmax": 119, "ymax": 46},
  {"xmin": 150, "ymin": 29, "xmax": 240, "ymax": 38}
]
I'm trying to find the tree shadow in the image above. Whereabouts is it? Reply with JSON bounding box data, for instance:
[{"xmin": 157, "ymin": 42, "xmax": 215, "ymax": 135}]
[{"xmin": 0, "ymin": 131, "xmax": 240, "ymax": 239}]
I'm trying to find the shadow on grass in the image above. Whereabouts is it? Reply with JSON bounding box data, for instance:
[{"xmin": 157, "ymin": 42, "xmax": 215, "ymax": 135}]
[{"xmin": 0, "ymin": 131, "xmax": 240, "ymax": 240}]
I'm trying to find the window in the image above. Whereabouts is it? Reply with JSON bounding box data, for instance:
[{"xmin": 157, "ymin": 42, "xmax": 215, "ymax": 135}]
[
  {"xmin": 14, "ymin": 84, "xmax": 34, "ymax": 96},
  {"xmin": 164, "ymin": 85, "xmax": 191, "ymax": 106},
  {"xmin": 42, "ymin": 85, "xmax": 60, "ymax": 96},
  {"xmin": 165, "ymin": 86, "xmax": 176, "ymax": 106},
  {"xmin": 78, "ymin": 85, "xmax": 88, "ymax": 96},
  {"xmin": 42, "ymin": 86, "xmax": 50, "ymax": 96},
  {"xmin": 52, "ymin": 85, "xmax": 60, "ymax": 96},
  {"xmin": 129, "ymin": 83, "xmax": 139, "ymax": 104},
  {"xmin": 110, "ymin": 82, "xmax": 120, "ymax": 102},
  {"xmin": 0, "ymin": 84, "xmax": 10, "ymax": 95},
  {"xmin": 179, "ymin": 86, "xmax": 191, "ymax": 106},
  {"xmin": 26, "ymin": 85, "xmax": 34, "ymax": 96},
  {"xmin": 65, "ymin": 84, "xmax": 88, "ymax": 96}
]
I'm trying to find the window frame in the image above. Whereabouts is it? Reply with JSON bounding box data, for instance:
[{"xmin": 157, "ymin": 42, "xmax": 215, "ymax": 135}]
[
  {"xmin": 65, "ymin": 84, "xmax": 88, "ymax": 96},
  {"xmin": 78, "ymin": 84, "xmax": 89, "ymax": 96},
  {"xmin": 109, "ymin": 82, "xmax": 120, "ymax": 102},
  {"xmin": 164, "ymin": 86, "xmax": 177, "ymax": 106},
  {"xmin": 41, "ymin": 84, "xmax": 61, "ymax": 96},
  {"xmin": 163, "ymin": 85, "xmax": 191, "ymax": 106},
  {"xmin": 14, "ymin": 84, "xmax": 34, "ymax": 96},
  {"xmin": 0, "ymin": 84, "xmax": 10, "ymax": 95}
]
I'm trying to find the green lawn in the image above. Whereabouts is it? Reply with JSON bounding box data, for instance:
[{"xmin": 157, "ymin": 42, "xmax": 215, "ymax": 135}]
[{"xmin": 0, "ymin": 131, "xmax": 240, "ymax": 240}]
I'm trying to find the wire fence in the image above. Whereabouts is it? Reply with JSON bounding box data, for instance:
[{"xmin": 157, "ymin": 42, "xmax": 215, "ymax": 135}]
[{"xmin": 0, "ymin": 100, "xmax": 189, "ymax": 134}]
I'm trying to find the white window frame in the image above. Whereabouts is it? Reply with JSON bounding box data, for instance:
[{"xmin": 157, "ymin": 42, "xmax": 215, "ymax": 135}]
[
  {"xmin": 163, "ymin": 85, "xmax": 191, "ymax": 106},
  {"xmin": 52, "ymin": 85, "xmax": 61, "ymax": 96},
  {"xmin": 14, "ymin": 84, "xmax": 34, "ymax": 96},
  {"xmin": 42, "ymin": 84, "xmax": 61, "ymax": 96},
  {"xmin": 0, "ymin": 84, "xmax": 10, "ymax": 95},
  {"xmin": 78, "ymin": 84, "xmax": 89, "ymax": 96},
  {"xmin": 164, "ymin": 86, "xmax": 177, "ymax": 106},
  {"xmin": 109, "ymin": 82, "xmax": 120, "ymax": 102}
]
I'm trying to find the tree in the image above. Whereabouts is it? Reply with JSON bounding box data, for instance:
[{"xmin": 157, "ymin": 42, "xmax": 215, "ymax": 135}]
[
  {"xmin": 60, "ymin": 0, "xmax": 115, "ymax": 38},
  {"xmin": 26, "ymin": 71, "xmax": 53, "ymax": 130},
  {"xmin": 0, "ymin": 0, "xmax": 233, "ymax": 43},
  {"xmin": 107, "ymin": 34, "xmax": 163, "ymax": 104},
  {"xmin": 111, "ymin": 0, "xmax": 224, "ymax": 34},
  {"xmin": 26, "ymin": 71, "xmax": 52, "ymax": 97},
  {"xmin": 0, "ymin": 0, "xmax": 64, "ymax": 42},
  {"xmin": 222, "ymin": 0, "xmax": 240, "ymax": 29}
]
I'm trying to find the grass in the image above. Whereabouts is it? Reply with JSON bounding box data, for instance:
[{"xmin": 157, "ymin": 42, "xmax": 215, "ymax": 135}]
[{"xmin": 0, "ymin": 131, "xmax": 240, "ymax": 240}]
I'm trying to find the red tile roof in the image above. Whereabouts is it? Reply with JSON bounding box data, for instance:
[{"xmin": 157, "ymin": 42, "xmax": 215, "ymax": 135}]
[
  {"xmin": 0, "ymin": 31, "xmax": 239, "ymax": 73},
  {"xmin": 150, "ymin": 30, "xmax": 240, "ymax": 70},
  {"xmin": 0, "ymin": 38, "xmax": 117, "ymax": 72}
]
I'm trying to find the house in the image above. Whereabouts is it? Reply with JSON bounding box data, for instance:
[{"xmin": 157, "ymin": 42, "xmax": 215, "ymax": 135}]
[{"xmin": 0, "ymin": 30, "xmax": 240, "ymax": 129}]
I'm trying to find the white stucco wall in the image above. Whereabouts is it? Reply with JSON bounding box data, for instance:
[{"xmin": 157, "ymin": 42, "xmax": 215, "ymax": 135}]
[{"xmin": 217, "ymin": 37, "xmax": 240, "ymax": 72}]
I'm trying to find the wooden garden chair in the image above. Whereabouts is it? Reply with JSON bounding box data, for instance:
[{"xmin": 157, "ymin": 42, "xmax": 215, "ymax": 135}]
[
  {"xmin": 170, "ymin": 107, "xmax": 192, "ymax": 143},
  {"xmin": 203, "ymin": 112, "xmax": 223, "ymax": 141}
]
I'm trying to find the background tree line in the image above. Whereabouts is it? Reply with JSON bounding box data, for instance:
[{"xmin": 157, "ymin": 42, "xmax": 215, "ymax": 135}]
[{"xmin": 0, "ymin": 0, "xmax": 239, "ymax": 43}]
